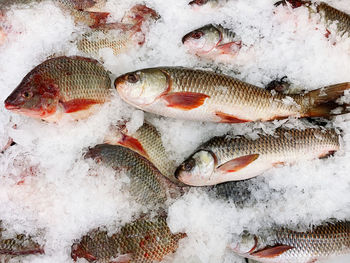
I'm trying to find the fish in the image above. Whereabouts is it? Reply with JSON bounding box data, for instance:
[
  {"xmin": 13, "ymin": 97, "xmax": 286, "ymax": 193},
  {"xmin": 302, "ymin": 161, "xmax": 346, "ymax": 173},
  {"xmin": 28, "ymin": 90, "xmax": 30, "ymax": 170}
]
[
  {"xmin": 189, "ymin": 0, "xmax": 226, "ymax": 9},
  {"xmin": 77, "ymin": 4, "xmax": 159, "ymax": 56},
  {"xmin": 274, "ymin": 1, "xmax": 350, "ymax": 37},
  {"xmin": 232, "ymin": 220, "xmax": 350, "ymax": 263},
  {"xmin": 114, "ymin": 67, "xmax": 350, "ymax": 123},
  {"xmin": 182, "ymin": 24, "xmax": 242, "ymax": 61},
  {"xmin": 0, "ymin": 225, "xmax": 44, "ymax": 259},
  {"xmin": 4, "ymin": 56, "xmax": 111, "ymax": 121},
  {"xmin": 71, "ymin": 215, "xmax": 186, "ymax": 263},
  {"xmin": 175, "ymin": 128, "xmax": 340, "ymax": 186},
  {"xmin": 104, "ymin": 122, "xmax": 182, "ymax": 185},
  {"xmin": 85, "ymin": 144, "xmax": 179, "ymax": 205}
]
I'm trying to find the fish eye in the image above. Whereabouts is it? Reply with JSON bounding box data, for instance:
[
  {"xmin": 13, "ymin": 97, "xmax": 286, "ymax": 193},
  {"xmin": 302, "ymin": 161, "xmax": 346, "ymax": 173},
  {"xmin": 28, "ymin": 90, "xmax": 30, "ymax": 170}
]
[
  {"xmin": 126, "ymin": 73, "xmax": 140, "ymax": 84},
  {"xmin": 183, "ymin": 158, "xmax": 195, "ymax": 171},
  {"xmin": 22, "ymin": 91, "xmax": 32, "ymax": 99},
  {"xmin": 192, "ymin": 31, "xmax": 204, "ymax": 39}
]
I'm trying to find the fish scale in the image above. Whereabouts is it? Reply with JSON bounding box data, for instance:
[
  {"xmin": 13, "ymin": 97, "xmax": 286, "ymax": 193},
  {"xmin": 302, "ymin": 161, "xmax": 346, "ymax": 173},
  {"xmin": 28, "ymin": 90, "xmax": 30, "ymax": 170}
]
[
  {"xmin": 71, "ymin": 216, "xmax": 186, "ymax": 263},
  {"xmin": 317, "ymin": 2, "xmax": 350, "ymax": 36},
  {"xmin": 238, "ymin": 221, "xmax": 350, "ymax": 263}
]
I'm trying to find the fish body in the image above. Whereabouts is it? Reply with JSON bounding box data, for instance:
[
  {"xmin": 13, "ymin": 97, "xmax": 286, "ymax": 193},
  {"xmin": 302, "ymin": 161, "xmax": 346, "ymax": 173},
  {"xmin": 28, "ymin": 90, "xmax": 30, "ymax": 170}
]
[
  {"xmin": 175, "ymin": 128, "xmax": 340, "ymax": 186},
  {"xmin": 182, "ymin": 24, "xmax": 241, "ymax": 61},
  {"xmin": 0, "ymin": 225, "xmax": 44, "ymax": 259},
  {"xmin": 233, "ymin": 221, "xmax": 350, "ymax": 263},
  {"xmin": 104, "ymin": 122, "xmax": 181, "ymax": 185},
  {"xmin": 85, "ymin": 144, "xmax": 172, "ymax": 205},
  {"xmin": 4, "ymin": 56, "xmax": 111, "ymax": 121},
  {"xmin": 77, "ymin": 5, "xmax": 159, "ymax": 56},
  {"xmin": 275, "ymin": 1, "xmax": 350, "ymax": 37},
  {"xmin": 71, "ymin": 216, "xmax": 186, "ymax": 263},
  {"xmin": 115, "ymin": 67, "xmax": 350, "ymax": 123}
]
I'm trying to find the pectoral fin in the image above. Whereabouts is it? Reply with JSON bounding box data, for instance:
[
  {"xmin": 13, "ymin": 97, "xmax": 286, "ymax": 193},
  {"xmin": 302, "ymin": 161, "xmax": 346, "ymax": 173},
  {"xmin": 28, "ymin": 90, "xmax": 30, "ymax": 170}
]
[
  {"xmin": 217, "ymin": 154, "xmax": 259, "ymax": 173},
  {"xmin": 251, "ymin": 245, "xmax": 293, "ymax": 258},
  {"xmin": 217, "ymin": 41, "xmax": 242, "ymax": 54},
  {"xmin": 215, "ymin": 111, "xmax": 250, "ymax": 123},
  {"xmin": 163, "ymin": 92, "xmax": 210, "ymax": 110}
]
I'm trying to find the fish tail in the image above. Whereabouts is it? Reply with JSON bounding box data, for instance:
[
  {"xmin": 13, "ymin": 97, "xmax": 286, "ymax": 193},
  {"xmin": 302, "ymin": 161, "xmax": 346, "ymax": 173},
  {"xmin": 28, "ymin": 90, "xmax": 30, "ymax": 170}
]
[{"xmin": 306, "ymin": 82, "xmax": 350, "ymax": 117}]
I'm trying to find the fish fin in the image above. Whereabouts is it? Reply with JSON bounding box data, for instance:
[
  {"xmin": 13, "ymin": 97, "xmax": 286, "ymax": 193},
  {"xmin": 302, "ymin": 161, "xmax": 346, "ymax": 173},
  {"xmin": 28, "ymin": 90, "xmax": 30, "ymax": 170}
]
[
  {"xmin": 71, "ymin": 243, "xmax": 96, "ymax": 261},
  {"xmin": 306, "ymin": 82, "xmax": 350, "ymax": 117},
  {"xmin": 117, "ymin": 134, "xmax": 149, "ymax": 159},
  {"xmin": 217, "ymin": 41, "xmax": 242, "ymax": 54},
  {"xmin": 162, "ymin": 92, "xmax": 210, "ymax": 110},
  {"xmin": 274, "ymin": 0, "xmax": 310, "ymax": 8},
  {"xmin": 251, "ymin": 245, "xmax": 293, "ymax": 258},
  {"xmin": 110, "ymin": 253, "xmax": 133, "ymax": 263},
  {"xmin": 61, "ymin": 99, "xmax": 101, "ymax": 113},
  {"xmin": 215, "ymin": 111, "xmax": 250, "ymax": 123},
  {"xmin": 87, "ymin": 11, "xmax": 110, "ymax": 28},
  {"xmin": 217, "ymin": 154, "xmax": 259, "ymax": 173}
]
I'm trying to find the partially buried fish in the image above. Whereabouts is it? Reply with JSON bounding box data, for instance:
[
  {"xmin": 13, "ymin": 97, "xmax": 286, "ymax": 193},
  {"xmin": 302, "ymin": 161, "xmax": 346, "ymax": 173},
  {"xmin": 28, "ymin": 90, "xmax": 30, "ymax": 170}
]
[
  {"xmin": 85, "ymin": 144, "xmax": 178, "ymax": 206},
  {"xmin": 275, "ymin": 1, "xmax": 350, "ymax": 37},
  {"xmin": 71, "ymin": 215, "xmax": 186, "ymax": 263},
  {"xmin": 0, "ymin": 224, "xmax": 44, "ymax": 260},
  {"xmin": 175, "ymin": 128, "xmax": 340, "ymax": 186},
  {"xmin": 77, "ymin": 4, "xmax": 159, "ymax": 56},
  {"xmin": 4, "ymin": 56, "xmax": 111, "ymax": 121},
  {"xmin": 189, "ymin": 0, "xmax": 227, "ymax": 9},
  {"xmin": 104, "ymin": 122, "xmax": 181, "ymax": 185},
  {"xmin": 232, "ymin": 220, "xmax": 350, "ymax": 263},
  {"xmin": 115, "ymin": 67, "xmax": 350, "ymax": 123},
  {"xmin": 182, "ymin": 24, "xmax": 242, "ymax": 62}
]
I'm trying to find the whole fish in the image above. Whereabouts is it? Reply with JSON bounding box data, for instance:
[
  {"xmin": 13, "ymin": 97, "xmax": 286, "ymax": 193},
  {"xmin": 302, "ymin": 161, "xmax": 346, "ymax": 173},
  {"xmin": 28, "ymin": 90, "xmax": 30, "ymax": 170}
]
[
  {"xmin": 4, "ymin": 56, "xmax": 111, "ymax": 121},
  {"xmin": 115, "ymin": 67, "xmax": 350, "ymax": 123},
  {"xmin": 189, "ymin": 0, "xmax": 227, "ymax": 8},
  {"xmin": 85, "ymin": 144, "xmax": 175, "ymax": 205},
  {"xmin": 104, "ymin": 122, "xmax": 181, "ymax": 185},
  {"xmin": 232, "ymin": 221, "xmax": 350, "ymax": 263},
  {"xmin": 275, "ymin": 1, "xmax": 350, "ymax": 37},
  {"xmin": 71, "ymin": 216, "xmax": 186, "ymax": 263},
  {"xmin": 182, "ymin": 24, "xmax": 241, "ymax": 61},
  {"xmin": 0, "ymin": 225, "xmax": 44, "ymax": 258},
  {"xmin": 77, "ymin": 5, "xmax": 159, "ymax": 56},
  {"xmin": 175, "ymin": 128, "xmax": 339, "ymax": 186}
]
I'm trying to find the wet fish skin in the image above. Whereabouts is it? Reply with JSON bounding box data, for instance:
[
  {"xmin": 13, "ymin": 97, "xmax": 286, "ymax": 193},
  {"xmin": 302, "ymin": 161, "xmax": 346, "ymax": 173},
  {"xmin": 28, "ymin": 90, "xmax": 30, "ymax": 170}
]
[
  {"xmin": 4, "ymin": 56, "xmax": 111, "ymax": 121},
  {"xmin": 85, "ymin": 144, "xmax": 172, "ymax": 205},
  {"xmin": 104, "ymin": 122, "xmax": 182, "ymax": 185},
  {"xmin": 233, "ymin": 221, "xmax": 350, "ymax": 263},
  {"xmin": 0, "ymin": 226, "xmax": 44, "ymax": 258},
  {"xmin": 71, "ymin": 216, "xmax": 186, "ymax": 263},
  {"xmin": 182, "ymin": 24, "xmax": 241, "ymax": 60},
  {"xmin": 175, "ymin": 128, "xmax": 340, "ymax": 186},
  {"xmin": 115, "ymin": 67, "xmax": 350, "ymax": 123},
  {"xmin": 77, "ymin": 5, "xmax": 159, "ymax": 56}
]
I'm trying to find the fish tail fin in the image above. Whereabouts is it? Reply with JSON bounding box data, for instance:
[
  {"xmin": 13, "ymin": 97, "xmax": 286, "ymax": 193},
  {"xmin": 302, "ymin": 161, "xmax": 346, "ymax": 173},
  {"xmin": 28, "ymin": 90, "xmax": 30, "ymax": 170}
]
[{"xmin": 306, "ymin": 82, "xmax": 350, "ymax": 117}]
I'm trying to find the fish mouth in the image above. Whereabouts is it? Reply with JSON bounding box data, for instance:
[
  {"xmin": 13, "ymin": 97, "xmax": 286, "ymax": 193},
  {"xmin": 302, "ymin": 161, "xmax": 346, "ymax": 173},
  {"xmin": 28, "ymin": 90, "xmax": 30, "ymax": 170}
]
[{"xmin": 4, "ymin": 100, "xmax": 20, "ymax": 110}]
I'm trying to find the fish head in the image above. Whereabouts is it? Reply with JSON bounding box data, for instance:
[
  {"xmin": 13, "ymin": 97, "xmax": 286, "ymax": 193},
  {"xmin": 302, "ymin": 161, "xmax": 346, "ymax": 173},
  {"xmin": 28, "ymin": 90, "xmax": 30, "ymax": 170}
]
[
  {"xmin": 4, "ymin": 73, "xmax": 60, "ymax": 118},
  {"xmin": 182, "ymin": 24, "xmax": 222, "ymax": 55},
  {"xmin": 231, "ymin": 231, "xmax": 259, "ymax": 255},
  {"xmin": 175, "ymin": 150, "xmax": 216, "ymax": 186},
  {"xmin": 115, "ymin": 68, "xmax": 170, "ymax": 106},
  {"xmin": 122, "ymin": 4, "xmax": 160, "ymax": 25},
  {"xmin": 189, "ymin": 0, "xmax": 210, "ymax": 7}
]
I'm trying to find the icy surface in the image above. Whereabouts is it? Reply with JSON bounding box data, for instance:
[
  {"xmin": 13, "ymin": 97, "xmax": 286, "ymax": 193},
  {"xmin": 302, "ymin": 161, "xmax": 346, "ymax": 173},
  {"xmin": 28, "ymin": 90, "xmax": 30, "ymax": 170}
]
[{"xmin": 1, "ymin": 0, "xmax": 350, "ymax": 262}]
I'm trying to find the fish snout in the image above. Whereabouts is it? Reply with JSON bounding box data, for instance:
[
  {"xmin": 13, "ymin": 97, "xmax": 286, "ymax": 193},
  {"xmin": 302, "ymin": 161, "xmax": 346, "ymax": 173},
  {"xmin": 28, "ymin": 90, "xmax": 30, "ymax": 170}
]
[{"xmin": 4, "ymin": 96, "xmax": 21, "ymax": 110}]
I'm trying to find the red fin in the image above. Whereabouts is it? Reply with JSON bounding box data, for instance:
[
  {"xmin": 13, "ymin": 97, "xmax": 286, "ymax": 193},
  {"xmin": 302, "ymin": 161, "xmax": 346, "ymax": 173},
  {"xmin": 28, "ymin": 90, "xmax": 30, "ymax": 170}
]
[
  {"xmin": 215, "ymin": 111, "xmax": 250, "ymax": 123},
  {"xmin": 251, "ymin": 245, "xmax": 293, "ymax": 258},
  {"xmin": 88, "ymin": 11, "xmax": 110, "ymax": 28},
  {"xmin": 118, "ymin": 134, "xmax": 149, "ymax": 159},
  {"xmin": 217, "ymin": 41, "xmax": 242, "ymax": 54},
  {"xmin": 217, "ymin": 154, "xmax": 259, "ymax": 173},
  {"xmin": 61, "ymin": 99, "xmax": 101, "ymax": 113},
  {"xmin": 162, "ymin": 92, "xmax": 210, "ymax": 110}
]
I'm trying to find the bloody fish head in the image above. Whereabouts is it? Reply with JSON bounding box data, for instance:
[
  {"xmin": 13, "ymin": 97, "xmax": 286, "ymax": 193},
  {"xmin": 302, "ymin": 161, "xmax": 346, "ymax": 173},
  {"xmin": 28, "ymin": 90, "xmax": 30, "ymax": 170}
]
[
  {"xmin": 175, "ymin": 150, "xmax": 216, "ymax": 186},
  {"xmin": 182, "ymin": 24, "xmax": 222, "ymax": 55},
  {"xmin": 122, "ymin": 4, "xmax": 160, "ymax": 25},
  {"xmin": 4, "ymin": 73, "xmax": 59, "ymax": 118},
  {"xmin": 115, "ymin": 68, "xmax": 170, "ymax": 107}
]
